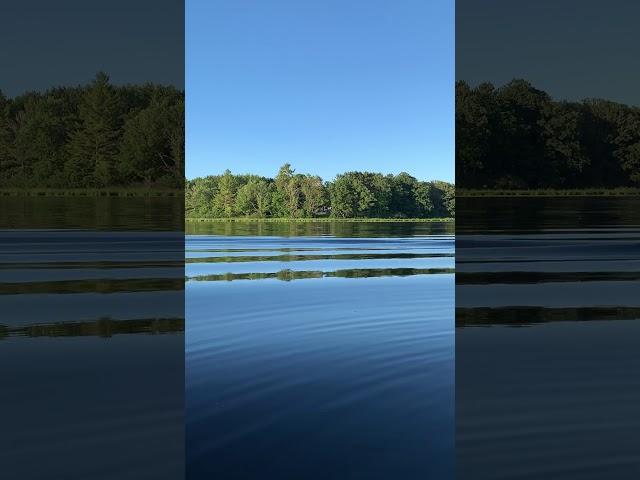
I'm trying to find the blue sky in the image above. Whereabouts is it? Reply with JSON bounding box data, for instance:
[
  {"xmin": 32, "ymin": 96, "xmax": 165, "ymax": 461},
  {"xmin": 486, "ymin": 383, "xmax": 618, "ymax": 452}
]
[{"xmin": 186, "ymin": 0, "xmax": 454, "ymax": 182}]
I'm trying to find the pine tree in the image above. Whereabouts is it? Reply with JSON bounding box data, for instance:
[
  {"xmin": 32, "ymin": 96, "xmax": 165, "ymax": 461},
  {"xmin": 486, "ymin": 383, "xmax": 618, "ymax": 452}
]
[
  {"xmin": 213, "ymin": 169, "xmax": 237, "ymax": 217},
  {"xmin": 66, "ymin": 72, "xmax": 120, "ymax": 187},
  {"xmin": 0, "ymin": 91, "xmax": 16, "ymax": 186}
]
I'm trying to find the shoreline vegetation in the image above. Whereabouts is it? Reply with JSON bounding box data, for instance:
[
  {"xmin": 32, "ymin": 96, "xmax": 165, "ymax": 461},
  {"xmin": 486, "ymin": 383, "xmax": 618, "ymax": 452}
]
[
  {"xmin": 3, "ymin": 187, "xmax": 638, "ymax": 200},
  {"xmin": 187, "ymin": 164, "xmax": 455, "ymax": 220},
  {"xmin": 458, "ymin": 187, "xmax": 640, "ymax": 197},
  {"xmin": 457, "ymin": 79, "xmax": 640, "ymax": 190},
  {"xmin": 186, "ymin": 217, "xmax": 453, "ymax": 223},
  {"xmin": 0, "ymin": 72, "xmax": 184, "ymax": 190}
]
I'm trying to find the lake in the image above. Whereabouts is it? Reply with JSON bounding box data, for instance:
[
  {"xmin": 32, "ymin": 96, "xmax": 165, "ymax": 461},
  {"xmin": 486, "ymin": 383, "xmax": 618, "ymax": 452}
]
[
  {"xmin": 186, "ymin": 221, "xmax": 455, "ymax": 479},
  {"xmin": 1, "ymin": 197, "xmax": 184, "ymax": 480},
  {"xmin": 456, "ymin": 196, "xmax": 640, "ymax": 479}
]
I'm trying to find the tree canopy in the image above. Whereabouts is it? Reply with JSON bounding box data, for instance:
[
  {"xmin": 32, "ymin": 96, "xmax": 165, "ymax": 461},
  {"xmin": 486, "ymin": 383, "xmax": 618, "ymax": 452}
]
[
  {"xmin": 456, "ymin": 79, "xmax": 640, "ymax": 189},
  {"xmin": 0, "ymin": 72, "xmax": 184, "ymax": 189},
  {"xmin": 186, "ymin": 164, "xmax": 454, "ymax": 219}
]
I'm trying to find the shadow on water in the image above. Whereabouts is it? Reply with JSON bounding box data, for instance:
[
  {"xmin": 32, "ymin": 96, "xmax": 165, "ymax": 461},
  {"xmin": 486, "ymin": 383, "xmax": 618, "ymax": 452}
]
[{"xmin": 456, "ymin": 196, "xmax": 640, "ymax": 479}]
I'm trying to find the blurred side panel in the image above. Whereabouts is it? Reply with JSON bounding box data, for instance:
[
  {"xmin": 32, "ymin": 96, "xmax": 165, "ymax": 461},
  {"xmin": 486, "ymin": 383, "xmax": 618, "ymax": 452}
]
[
  {"xmin": 0, "ymin": 1, "xmax": 185, "ymax": 479},
  {"xmin": 456, "ymin": 1, "xmax": 640, "ymax": 478}
]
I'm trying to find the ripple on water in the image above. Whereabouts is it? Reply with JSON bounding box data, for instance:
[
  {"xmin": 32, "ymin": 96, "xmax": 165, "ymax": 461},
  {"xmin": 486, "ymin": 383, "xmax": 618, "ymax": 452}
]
[{"xmin": 186, "ymin": 234, "xmax": 454, "ymax": 479}]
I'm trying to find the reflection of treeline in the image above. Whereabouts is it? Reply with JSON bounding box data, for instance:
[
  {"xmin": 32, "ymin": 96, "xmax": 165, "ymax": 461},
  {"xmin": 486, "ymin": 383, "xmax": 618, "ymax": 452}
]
[
  {"xmin": 457, "ymin": 79, "xmax": 640, "ymax": 189},
  {"xmin": 457, "ymin": 271, "xmax": 640, "ymax": 284},
  {"xmin": 186, "ymin": 252, "xmax": 453, "ymax": 264},
  {"xmin": 0, "ymin": 196, "xmax": 184, "ymax": 231},
  {"xmin": 0, "ymin": 72, "xmax": 184, "ymax": 188},
  {"xmin": 188, "ymin": 267, "xmax": 454, "ymax": 282},
  {"xmin": 186, "ymin": 164, "xmax": 454, "ymax": 219},
  {"xmin": 0, "ymin": 318, "xmax": 184, "ymax": 339},
  {"xmin": 457, "ymin": 306, "xmax": 640, "ymax": 326},
  {"xmin": 187, "ymin": 218, "xmax": 454, "ymax": 237},
  {"xmin": 0, "ymin": 278, "xmax": 183, "ymax": 295}
]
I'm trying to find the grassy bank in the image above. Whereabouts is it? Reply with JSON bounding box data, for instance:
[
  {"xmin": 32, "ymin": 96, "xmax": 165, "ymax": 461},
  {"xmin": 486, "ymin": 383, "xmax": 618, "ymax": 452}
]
[
  {"xmin": 458, "ymin": 187, "xmax": 640, "ymax": 198},
  {"xmin": 186, "ymin": 217, "xmax": 454, "ymax": 223}
]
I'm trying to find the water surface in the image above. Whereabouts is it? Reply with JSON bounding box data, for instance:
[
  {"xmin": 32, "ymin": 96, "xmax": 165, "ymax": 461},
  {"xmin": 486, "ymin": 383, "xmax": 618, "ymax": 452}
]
[
  {"xmin": 456, "ymin": 196, "xmax": 640, "ymax": 479},
  {"xmin": 186, "ymin": 221, "xmax": 454, "ymax": 479},
  {"xmin": 1, "ymin": 197, "xmax": 184, "ymax": 480}
]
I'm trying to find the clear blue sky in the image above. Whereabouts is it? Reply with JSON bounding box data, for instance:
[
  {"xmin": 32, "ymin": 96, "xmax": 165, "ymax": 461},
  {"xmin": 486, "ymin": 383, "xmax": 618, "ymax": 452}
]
[{"xmin": 186, "ymin": 0, "xmax": 454, "ymax": 182}]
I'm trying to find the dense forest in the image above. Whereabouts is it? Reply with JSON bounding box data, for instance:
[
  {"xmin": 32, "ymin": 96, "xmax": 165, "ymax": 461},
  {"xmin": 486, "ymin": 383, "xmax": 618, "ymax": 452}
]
[
  {"xmin": 0, "ymin": 72, "xmax": 184, "ymax": 189},
  {"xmin": 186, "ymin": 164, "xmax": 454, "ymax": 219},
  {"xmin": 457, "ymin": 79, "xmax": 640, "ymax": 189}
]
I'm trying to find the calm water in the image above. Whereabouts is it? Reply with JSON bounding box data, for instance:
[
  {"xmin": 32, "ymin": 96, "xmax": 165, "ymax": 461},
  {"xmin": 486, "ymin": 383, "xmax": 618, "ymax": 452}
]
[
  {"xmin": 1, "ymin": 197, "xmax": 184, "ymax": 479},
  {"xmin": 456, "ymin": 197, "xmax": 640, "ymax": 479},
  {"xmin": 186, "ymin": 221, "xmax": 454, "ymax": 479}
]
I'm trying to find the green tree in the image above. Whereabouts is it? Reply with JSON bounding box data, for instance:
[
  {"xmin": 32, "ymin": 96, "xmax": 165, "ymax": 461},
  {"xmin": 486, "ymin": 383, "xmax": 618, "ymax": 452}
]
[
  {"xmin": 300, "ymin": 174, "xmax": 327, "ymax": 216},
  {"xmin": 0, "ymin": 90, "xmax": 16, "ymax": 186},
  {"xmin": 455, "ymin": 81, "xmax": 493, "ymax": 187},
  {"xmin": 275, "ymin": 163, "xmax": 301, "ymax": 217},
  {"xmin": 328, "ymin": 174, "xmax": 357, "ymax": 217},
  {"xmin": 390, "ymin": 172, "xmax": 418, "ymax": 217},
  {"xmin": 329, "ymin": 172, "xmax": 390, "ymax": 218},
  {"xmin": 186, "ymin": 176, "xmax": 219, "ymax": 217},
  {"xmin": 186, "ymin": 164, "xmax": 454, "ymax": 219},
  {"xmin": 430, "ymin": 181, "xmax": 455, "ymax": 217},
  {"xmin": 413, "ymin": 182, "xmax": 434, "ymax": 217},
  {"xmin": 66, "ymin": 72, "xmax": 121, "ymax": 187},
  {"xmin": 213, "ymin": 169, "xmax": 237, "ymax": 217},
  {"xmin": 118, "ymin": 93, "xmax": 183, "ymax": 186},
  {"xmin": 540, "ymin": 102, "xmax": 589, "ymax": 186},
  {"xmin": 613, "ymin": 111, "xmax": 640, "ymax": 185},
  {"xmin": 236, "ymin": 178, "xmax": 272, "ymax": 216}
]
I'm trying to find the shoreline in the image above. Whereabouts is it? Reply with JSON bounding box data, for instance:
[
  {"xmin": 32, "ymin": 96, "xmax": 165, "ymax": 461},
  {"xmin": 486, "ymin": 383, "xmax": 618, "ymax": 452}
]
[
  {"xmin": 186, "ymin": 217, "xmax": 454, "ymax": 223},
  {"xmin": 458, "ymin": 188, "xmax": 640, "ymax": 198},
  {"xmin": 0, "ymin": 188, "xmax": 182, "ymax": 198}
]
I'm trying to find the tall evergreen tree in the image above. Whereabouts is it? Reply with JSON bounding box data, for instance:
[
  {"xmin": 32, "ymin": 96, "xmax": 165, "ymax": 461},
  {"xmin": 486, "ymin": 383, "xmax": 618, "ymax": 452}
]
[
  {"xmin": 66, "ymin": 72, "xmax": 121, "ymax": 187},
  {"xmin": 0, "ymin": 90, "xmax": 17, "ymax": 186},
  {"xmin": 213, "ymin": 169, "xmax": 237, "ymax": 217}
]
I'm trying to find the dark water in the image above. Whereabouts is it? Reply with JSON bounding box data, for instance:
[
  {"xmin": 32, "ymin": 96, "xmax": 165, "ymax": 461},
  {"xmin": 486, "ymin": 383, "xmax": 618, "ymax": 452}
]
[
  {"xmin": 456, "ymin": 196, "xmax": 640, "ymax": 479},
  {"xmin": 186, "ymin": 219, "xmax": 452, "ymax": 237},
  {"xmin": 186, "ymin": 221, "xmax": 454, "ymax": 479},
  {"xmin": 0, "ymin": 195, "xmax": 183, "ymax": 231},
  {"xmin": 1, "ymin": 197, "xmax": 184, "ymax": 479}
]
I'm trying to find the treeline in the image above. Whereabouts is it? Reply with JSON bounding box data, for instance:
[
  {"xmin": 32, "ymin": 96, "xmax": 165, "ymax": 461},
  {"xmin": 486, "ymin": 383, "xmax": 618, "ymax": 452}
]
[
  {"xmin": 0, "ymin": 72, "xmax": 184, "ymax": 189},
  {"xmin": 457, "ymin": 79, "xmax": 640, "ymax": 189},
  {"xmin": 186, "ymin": 164, "xmax": 454, "ymax": 219}
]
